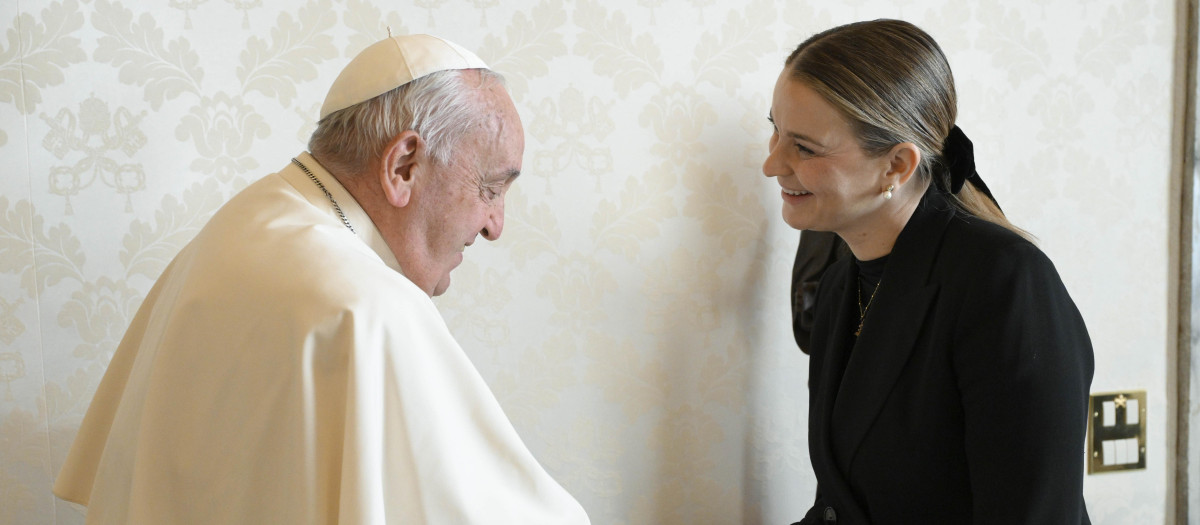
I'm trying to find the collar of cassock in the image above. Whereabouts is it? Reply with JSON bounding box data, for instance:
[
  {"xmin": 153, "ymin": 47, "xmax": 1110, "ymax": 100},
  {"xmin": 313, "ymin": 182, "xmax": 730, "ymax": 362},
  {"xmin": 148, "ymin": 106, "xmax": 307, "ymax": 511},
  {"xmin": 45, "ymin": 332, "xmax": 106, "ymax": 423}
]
[{"xmin": 286, "ymin": 152, "xmax": 404, "ymax": 274}]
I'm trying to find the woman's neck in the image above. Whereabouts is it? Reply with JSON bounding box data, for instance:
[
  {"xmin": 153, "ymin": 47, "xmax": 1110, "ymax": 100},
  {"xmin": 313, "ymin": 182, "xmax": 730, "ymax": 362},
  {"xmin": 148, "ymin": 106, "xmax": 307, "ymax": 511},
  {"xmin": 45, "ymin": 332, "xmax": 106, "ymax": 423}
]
[{"xmin": 839, "ymin": 184, "xmax": 925, "ymax": 260}]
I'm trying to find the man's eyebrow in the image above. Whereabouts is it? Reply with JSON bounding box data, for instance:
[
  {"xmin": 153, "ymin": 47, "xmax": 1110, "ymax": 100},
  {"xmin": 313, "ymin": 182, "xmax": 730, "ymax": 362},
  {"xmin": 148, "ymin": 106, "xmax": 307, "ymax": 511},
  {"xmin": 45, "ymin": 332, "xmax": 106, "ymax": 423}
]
[{"xmin": 482, "ymin": 168, "xmax": 519, "ymax": 183}]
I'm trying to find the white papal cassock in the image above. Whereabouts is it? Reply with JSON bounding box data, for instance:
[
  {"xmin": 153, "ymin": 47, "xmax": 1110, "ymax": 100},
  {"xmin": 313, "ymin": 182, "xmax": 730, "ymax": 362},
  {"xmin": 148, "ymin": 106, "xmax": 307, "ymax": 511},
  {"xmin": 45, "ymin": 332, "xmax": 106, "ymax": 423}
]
[{"xmin": 53, "ymin": 153, "xmax": 590, "ymax": 525}]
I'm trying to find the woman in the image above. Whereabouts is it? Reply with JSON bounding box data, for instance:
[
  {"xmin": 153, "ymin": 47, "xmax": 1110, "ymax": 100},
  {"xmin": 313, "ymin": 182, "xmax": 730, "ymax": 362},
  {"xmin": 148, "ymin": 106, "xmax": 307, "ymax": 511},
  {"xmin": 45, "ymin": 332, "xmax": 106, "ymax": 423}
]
[{"xmin": 764, "ymin": 20, "xmax": 1094, "ymax": 524}]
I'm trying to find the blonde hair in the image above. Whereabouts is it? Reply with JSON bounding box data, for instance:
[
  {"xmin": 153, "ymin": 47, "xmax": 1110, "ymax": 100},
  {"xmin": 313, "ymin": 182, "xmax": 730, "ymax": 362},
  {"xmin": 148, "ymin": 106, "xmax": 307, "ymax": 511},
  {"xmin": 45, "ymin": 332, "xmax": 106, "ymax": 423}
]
[
  {"xmin": 785, "ymin": 19, "xmax": 1025, "ymax": 237},
  {"xmin": 308, "ymin": 69, "xmax": 505, "ymax": 178}
]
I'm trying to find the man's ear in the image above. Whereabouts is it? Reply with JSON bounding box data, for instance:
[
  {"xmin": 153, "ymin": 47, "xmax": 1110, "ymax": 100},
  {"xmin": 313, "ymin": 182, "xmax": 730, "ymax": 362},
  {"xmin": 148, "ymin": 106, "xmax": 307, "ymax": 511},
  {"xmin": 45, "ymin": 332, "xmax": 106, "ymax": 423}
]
[
  {"xmin": 885, "ymin": 142, "xmax": 922, "ymax": 188},
  {"xmin": 378, "ymin": 130, "xmax": 423, "ymax": 208}
]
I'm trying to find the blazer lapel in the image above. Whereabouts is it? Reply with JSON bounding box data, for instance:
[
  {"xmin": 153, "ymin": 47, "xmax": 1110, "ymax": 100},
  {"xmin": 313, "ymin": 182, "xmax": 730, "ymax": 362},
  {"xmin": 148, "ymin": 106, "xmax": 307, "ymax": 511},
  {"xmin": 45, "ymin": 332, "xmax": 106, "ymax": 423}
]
[
  {"xmin": 829, "ymin": 188, "xmax": 955, "ymax": 474},
  {"xmin": 808, "ymin": 259, "xmax": 873, "ymax": 523}
]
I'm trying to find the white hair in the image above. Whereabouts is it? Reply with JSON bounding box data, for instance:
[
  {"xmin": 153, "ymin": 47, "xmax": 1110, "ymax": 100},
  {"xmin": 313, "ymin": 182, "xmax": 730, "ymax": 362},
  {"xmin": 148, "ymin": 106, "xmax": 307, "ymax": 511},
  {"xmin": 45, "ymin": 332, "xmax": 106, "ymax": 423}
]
[{"xmin": 308, "ymin": 68, "xmax": 505, "ymax": 177}]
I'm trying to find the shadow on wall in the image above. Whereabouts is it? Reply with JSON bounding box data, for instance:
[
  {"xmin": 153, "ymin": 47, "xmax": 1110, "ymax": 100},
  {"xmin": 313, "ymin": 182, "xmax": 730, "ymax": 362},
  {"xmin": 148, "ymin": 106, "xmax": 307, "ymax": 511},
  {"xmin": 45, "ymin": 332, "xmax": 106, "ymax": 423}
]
[{"xmin": 631, "ymin": 123, "xmax": 778, "ymax": 522}]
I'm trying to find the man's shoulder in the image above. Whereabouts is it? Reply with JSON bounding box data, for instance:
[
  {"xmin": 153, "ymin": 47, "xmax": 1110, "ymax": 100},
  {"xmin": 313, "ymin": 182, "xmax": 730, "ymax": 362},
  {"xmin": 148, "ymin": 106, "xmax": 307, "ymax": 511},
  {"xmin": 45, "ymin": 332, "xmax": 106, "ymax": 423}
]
[{"xmin": 178, "ymin": 174, "xmax": 431, "ymax": 315}]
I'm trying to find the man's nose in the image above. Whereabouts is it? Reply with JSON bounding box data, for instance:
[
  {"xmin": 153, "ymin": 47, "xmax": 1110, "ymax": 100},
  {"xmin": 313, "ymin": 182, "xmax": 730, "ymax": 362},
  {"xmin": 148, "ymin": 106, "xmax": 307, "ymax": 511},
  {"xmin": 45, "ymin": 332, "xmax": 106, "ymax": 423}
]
[{"xmin": 481, "ymin": 203, "xmax": 504, "ymax": 241}]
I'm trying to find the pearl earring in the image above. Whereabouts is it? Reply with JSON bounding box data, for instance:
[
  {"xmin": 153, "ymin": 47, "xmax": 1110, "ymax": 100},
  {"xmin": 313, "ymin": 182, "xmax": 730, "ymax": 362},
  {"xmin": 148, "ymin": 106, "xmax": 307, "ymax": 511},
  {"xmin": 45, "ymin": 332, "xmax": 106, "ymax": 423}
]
[{"xmin": 884, "ymin": 184, "xmax": 894, "ymax": 200}]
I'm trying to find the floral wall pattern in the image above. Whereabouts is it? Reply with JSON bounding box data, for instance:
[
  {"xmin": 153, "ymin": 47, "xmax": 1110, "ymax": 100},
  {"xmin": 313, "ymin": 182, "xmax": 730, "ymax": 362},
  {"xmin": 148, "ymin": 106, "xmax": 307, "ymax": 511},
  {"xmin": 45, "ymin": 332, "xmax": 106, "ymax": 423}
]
[{"xmin": 0, "ymin": 0, "xmax": 1178, "ymax": 523}]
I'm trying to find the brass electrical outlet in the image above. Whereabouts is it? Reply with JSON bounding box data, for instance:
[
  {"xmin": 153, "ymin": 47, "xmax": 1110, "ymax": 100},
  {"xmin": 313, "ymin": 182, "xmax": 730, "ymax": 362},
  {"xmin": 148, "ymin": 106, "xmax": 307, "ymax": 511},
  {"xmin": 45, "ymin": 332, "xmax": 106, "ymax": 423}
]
[{"xmin": 1087, "ymin": 390, "xmax": 1146, "ymax": 473}]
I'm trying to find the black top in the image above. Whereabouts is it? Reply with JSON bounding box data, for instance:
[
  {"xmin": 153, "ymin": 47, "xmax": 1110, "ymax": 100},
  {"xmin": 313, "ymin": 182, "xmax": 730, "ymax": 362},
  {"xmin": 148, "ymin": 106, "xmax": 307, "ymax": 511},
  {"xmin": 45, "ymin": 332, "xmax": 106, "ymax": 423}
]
[
  {"xmin": 854, "ymin": 255, "xmax": 887, "ymax": 288},
  {"xmin": 853, "ymin": 255, "xmax": 887, "ymax": 320}
]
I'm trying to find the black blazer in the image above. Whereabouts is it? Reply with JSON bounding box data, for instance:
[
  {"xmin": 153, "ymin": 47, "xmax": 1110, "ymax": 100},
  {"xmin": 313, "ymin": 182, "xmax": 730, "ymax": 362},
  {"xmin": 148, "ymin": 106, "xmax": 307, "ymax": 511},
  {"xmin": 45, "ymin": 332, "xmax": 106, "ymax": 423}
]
[{"xmin": 796, "ymin": 189, "xmax": 1093, "ymax": 524}]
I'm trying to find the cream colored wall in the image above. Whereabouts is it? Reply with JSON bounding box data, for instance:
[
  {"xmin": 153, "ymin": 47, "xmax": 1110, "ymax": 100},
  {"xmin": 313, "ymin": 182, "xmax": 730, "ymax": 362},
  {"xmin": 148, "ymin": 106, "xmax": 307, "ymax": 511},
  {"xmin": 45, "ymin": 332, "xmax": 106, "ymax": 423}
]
[{"xmin": 0, "ymin": 0, "xmax": 1176, "ymax": 523}]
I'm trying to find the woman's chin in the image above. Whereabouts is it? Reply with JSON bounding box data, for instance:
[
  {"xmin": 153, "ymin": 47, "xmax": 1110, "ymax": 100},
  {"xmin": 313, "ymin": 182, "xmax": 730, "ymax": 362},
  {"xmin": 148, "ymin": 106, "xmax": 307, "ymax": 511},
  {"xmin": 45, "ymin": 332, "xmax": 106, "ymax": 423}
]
[{"xmin": 782, "ymin": 211, "xmax": 819, "ymax": 232}]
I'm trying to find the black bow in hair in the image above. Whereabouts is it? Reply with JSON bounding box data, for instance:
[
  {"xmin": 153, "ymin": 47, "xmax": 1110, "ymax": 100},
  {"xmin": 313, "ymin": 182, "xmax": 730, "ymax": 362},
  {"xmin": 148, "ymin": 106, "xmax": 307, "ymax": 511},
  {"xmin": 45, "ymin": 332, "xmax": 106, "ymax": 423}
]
[{"xmin": 942, "ymin": 125, "xmax": 1001, "ymax": 210}]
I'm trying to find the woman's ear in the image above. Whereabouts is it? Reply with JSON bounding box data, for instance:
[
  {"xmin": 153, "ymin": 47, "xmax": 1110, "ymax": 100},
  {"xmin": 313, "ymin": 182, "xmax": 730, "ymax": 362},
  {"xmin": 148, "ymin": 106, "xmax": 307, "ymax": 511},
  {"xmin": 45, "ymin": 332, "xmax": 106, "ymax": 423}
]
[
  {"xmin": 378, "ymin": 130, "xmax": 423, "ymax": 208},
  {"xmin": 886, "ymin": 142, "xmax": 922, "ymax": 187}
]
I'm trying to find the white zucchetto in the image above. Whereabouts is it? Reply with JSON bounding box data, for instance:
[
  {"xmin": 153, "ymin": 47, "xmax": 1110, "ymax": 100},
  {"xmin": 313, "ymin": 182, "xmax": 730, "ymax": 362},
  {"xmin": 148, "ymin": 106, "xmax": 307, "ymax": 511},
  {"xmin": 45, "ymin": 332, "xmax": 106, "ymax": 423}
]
[{"xmin": 319, "ymin": 33, "xmax": 488, "ymax": 120}]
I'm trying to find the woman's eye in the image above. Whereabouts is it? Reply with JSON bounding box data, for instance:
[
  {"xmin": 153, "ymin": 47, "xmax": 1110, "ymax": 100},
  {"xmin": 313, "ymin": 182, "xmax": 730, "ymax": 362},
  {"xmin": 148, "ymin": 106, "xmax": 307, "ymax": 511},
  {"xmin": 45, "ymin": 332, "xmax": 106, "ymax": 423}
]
[{"xmin": 795, "ymin": 143, "xmax": 815, "ymax": 155}]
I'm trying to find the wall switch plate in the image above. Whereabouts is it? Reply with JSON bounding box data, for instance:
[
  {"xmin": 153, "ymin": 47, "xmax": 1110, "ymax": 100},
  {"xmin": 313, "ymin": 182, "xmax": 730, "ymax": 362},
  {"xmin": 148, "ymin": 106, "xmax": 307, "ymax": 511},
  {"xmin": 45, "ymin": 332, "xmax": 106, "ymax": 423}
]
[{"xmin": 1087, "ymin": 390, "xmax": 1146, "ymax": 473}]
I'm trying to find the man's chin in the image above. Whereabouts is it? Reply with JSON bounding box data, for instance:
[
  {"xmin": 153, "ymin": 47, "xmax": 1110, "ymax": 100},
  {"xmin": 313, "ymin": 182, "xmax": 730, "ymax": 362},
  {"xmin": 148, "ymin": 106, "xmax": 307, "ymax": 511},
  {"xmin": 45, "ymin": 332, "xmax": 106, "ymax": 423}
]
[{"xmin": 432, "ymin": 276, "xmax": 451, "ymax": 297}]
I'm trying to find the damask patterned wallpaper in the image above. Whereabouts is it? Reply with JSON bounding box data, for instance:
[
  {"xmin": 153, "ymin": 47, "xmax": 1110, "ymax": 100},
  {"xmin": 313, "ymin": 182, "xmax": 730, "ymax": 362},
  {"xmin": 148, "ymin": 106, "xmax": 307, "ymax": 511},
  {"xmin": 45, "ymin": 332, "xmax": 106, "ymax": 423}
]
[{"xmin": 0, "ymin": 0, "xmax": 1177, "ymax": 523}]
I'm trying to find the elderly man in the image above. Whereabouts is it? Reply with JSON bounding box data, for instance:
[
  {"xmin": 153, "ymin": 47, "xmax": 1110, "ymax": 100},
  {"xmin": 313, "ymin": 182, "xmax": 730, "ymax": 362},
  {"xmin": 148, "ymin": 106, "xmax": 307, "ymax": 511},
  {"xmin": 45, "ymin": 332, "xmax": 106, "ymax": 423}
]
[{"xmin": 53, "ymin": 34, "xmax": 589, "ymax": 524}]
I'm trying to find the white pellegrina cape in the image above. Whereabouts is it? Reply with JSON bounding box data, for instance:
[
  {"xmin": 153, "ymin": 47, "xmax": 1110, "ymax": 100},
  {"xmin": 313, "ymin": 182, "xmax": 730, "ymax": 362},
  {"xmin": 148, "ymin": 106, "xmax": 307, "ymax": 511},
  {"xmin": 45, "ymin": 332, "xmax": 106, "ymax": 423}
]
[{"xmin": 53, "ymin": 153, "xmax": 590, "ymax": 525}]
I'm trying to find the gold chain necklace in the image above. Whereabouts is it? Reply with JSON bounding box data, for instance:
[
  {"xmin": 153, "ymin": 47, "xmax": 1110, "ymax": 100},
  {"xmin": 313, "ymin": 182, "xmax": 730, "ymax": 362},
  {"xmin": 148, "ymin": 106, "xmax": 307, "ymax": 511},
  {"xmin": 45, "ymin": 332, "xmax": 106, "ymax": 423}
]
[{"xmin": 855, "ymin": 279, "xmax": 881, "ymax": 337}]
